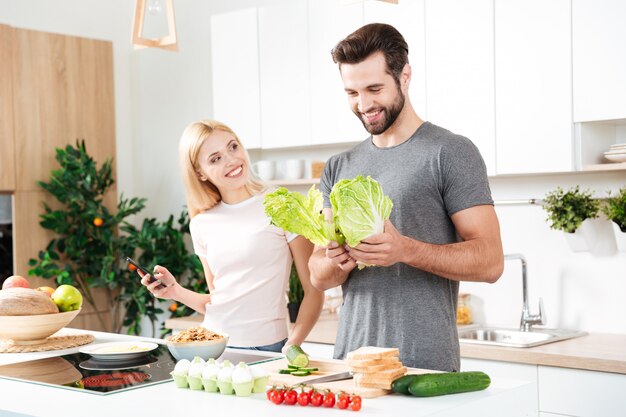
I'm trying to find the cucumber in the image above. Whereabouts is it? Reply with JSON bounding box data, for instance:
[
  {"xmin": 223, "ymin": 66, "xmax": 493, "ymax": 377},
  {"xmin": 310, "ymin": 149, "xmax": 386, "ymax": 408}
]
[
  {"xmin": 391, "ymin": 374, "xmax": 419, "ymax": 395},
  {"xmin": 285, "ymin": 344, "xmax": 309, "ymax": 368},
  {"xmin": 408, "ymin": 371, "xmax": 491, "ymax": 397},
  {"xmin": 290, "ymin": 370, "xmax": 311, "ymax": 377}
]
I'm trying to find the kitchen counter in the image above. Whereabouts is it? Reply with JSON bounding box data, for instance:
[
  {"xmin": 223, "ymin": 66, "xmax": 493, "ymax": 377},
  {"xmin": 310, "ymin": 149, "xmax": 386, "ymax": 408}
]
[
  {"xmin": 0, "ymin": 330, "xmax": 536, "ymax": 417},
  {"xmin": 168, "ymin": 313, "xmax": 626, "ymax": 375}
]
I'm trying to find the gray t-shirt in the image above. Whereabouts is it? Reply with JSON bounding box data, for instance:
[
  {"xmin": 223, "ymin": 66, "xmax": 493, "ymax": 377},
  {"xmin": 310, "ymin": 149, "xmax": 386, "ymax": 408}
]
[{"xmin": 320, "ymin": 121, "xmax": 493, "ymax": 371}]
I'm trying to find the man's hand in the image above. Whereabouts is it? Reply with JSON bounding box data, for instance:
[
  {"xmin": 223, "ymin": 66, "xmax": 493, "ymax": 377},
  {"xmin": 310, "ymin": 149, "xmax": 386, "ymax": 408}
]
[
  {"xmin": 326, "ymin": 241, "xmax": 358, "ymax": 272},
  {"xmin": 347, "ymin": 220, "xmax": 407, "ymax": 267}
]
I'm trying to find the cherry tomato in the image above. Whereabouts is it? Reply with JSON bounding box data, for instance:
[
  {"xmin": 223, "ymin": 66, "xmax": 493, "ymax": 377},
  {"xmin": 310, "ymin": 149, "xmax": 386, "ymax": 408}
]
[
  {"xmin": 323, "ymin": 391, "xmax": 335, "ymax": 408},
  {"xmin": 266, "ymin": 388, "xmax": 274, "ymax": 401},
  {"xmin": 270, "ymin": 389, "xmax": 285, "ymax": 405},
  {"xmin": 128, "ymin": 263, "xmax": 137, "ymax": 272},
  {"xmin": 350, "ymin": 395, "xmax": 362, "ymax": 411},
  {"xmin": 284, "ymin": 389, "xmax": 298, "ymax": 405},
  {"xmin": 337, "ymin": 393, "xmax": 351, "ymax": 409},
  {"xmin": 310, "ymin": 391, "xmax": 323, "ymax": 407},
  {"xmin": 297, "ymin": 391, "xmax": 311, "ymax": 406},
  {"xmin": 93, "ymin": 217, "xmax": 103, "ymax": 227}
]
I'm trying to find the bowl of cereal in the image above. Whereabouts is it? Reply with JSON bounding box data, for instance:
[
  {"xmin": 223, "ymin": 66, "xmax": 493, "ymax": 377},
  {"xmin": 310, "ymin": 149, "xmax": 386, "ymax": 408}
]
[{"xmin": 165, "ymin": 327, "xmax": 228, "ymax": 361}]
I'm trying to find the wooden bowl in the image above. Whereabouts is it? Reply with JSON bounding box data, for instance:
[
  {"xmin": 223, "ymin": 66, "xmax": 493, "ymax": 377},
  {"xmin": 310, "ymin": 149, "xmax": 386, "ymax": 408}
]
[{"xmin": 0, "ymin": 309, "xmax": 81, "ymax": 345}]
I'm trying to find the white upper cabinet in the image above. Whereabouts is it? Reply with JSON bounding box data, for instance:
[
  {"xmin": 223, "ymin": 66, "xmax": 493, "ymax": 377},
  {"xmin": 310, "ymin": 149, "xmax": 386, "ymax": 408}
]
[
  {"xmin": 258, "ymin": 0, "xmax": 311, "ymax": 149},
  {"xmin": 364, "ymin": 0, "xmax": 427, "ymax": 119},
  {"xmin": 210, "ymin": 8, "xmax": 262, "ymax": 149},
  {"xmin": 424, "ymin": 0, "xmax": 495, "ymax": 175},
  {"xmin": 572, "ymin": 0, "xmax": 626, "ymax": 122},
  {"xmin": 495, "ymin": 0, "xmax": 572, "ymax": 174},
  {"xmin": 308, "ymin": 0, "xmax": 365, "ymax": 145}
]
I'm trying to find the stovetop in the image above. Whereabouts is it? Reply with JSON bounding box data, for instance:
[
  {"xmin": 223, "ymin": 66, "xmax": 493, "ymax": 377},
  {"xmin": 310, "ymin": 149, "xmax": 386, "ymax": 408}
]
[{"xmin": 0, "ymin": 345, "xmax": 280, "ymax": 395}]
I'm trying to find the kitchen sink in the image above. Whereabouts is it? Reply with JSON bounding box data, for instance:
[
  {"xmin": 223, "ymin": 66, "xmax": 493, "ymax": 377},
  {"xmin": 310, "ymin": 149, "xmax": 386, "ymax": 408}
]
[{"xmin": 458, "ymin": 326, "xmax": 587, "ymax": 348}]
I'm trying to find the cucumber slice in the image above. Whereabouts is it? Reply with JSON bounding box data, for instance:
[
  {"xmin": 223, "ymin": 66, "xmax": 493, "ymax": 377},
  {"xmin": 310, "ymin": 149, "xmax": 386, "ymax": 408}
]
[
  {"xmin": 285, "ymin": 345, "xmax": 309, "ymax": 368},
  {"xmin": 290, "ymin": 370, "xmax": 311, "ymax": 377}
]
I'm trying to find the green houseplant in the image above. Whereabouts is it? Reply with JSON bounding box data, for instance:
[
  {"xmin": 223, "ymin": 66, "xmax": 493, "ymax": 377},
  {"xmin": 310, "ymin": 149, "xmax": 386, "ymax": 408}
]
[
  {"xmin": 602, "ymin": 187, "xmax": 626, "ymax": 232},
  {"xmin": 287, "ymin": 262, "xmax": 303, "ymax": 323},
  {"xmin": 542, "ymin": 186, "xmax": 600, "ymax": 233},
  {"xmin": 28, "ymin": 141, "xmax": 205, "ymax": 336}
]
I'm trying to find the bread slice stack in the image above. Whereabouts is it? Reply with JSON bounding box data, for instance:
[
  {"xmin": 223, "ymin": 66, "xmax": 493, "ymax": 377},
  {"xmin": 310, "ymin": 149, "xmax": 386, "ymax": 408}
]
[{"xmin": 346, "ymin": 347, "xmax": 406, "ymax": 390}]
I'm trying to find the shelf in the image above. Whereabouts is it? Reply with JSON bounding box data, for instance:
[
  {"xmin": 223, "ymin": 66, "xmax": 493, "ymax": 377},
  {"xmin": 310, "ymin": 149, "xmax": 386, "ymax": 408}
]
[
  {"xmin": 266, "ymin": 178, "xmax": 320, "ymax": 186},
  {"xmin": 582, "ymin": 162, "xmax": 626, "ymax": 172}
]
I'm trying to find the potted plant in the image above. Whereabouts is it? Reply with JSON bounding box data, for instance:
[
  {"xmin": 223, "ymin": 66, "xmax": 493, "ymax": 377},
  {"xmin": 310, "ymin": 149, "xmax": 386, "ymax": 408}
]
[
  {"xmin": 602, "ymin": 187, "xmax": 626, "ymax": 251},
  {"xmin": 287, "ymin": 263, "xmax": 303, "ymax": 323},
  {"xmin": 543, "ymin": 186, "xmax": 600, "ymax": 251}
]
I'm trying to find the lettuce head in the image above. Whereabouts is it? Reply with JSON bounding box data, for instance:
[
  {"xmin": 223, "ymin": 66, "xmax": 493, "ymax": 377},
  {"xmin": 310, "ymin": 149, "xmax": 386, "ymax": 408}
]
[
  {"xmin": 330, "ymin": 175, "xmax": 393, "ymax": 247},
  {"xmin": 264, "ymin": 185, "xmax": 344, "ymax": 247}
]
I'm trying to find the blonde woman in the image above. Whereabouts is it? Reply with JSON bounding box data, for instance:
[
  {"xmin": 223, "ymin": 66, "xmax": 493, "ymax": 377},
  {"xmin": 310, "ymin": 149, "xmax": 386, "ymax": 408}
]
[{"xmin": 140, "ymin": 120, "xmax": 324, "ymax": 352}]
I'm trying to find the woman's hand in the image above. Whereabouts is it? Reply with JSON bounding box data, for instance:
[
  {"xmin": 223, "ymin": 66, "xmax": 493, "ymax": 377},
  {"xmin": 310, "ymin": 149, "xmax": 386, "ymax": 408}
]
[{"xmin": 139, "ymin": 265, "xmax": 178, "ymax": 299}]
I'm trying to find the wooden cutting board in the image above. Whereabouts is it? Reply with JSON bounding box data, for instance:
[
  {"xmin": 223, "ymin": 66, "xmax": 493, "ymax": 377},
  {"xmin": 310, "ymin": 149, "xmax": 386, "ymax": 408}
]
[{"xmin": 257, "ymin": 357, "xmax": 438, "ymax": 399}]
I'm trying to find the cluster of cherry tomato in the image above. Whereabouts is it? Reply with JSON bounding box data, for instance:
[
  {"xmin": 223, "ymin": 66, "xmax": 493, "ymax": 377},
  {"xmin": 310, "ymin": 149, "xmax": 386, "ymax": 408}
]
[{"xmin": 266, "ymin": 385, "xmax": 362, "ymax": 411}]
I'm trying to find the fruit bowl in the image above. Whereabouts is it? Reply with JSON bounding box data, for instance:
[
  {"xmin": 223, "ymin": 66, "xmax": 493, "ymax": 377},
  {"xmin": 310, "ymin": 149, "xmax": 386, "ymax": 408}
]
[
  {"xmin": 166, "ymin": 333, "xmax": 229, "ymax": 361},
  {"xmin": 0, "ymin": 309, "xmax": 81, "ymax": 345}
]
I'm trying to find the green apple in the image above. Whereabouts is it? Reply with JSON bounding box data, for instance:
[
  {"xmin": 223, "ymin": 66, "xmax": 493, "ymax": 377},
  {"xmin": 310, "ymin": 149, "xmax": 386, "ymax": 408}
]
[{"xmin": 52, "ymin": 284, "xmax": 83, "ymax": 312}]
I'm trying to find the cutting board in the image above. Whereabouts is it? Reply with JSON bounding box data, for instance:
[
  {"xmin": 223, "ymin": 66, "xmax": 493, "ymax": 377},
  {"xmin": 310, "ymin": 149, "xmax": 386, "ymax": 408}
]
[{"xmin": 257, "ymin": 357, "xmax": 438, "ymax": 399}]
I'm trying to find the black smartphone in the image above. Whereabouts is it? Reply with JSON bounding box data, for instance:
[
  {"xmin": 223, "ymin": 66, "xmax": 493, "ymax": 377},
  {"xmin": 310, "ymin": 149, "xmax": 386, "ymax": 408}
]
[{"xmin": 125, "ymin": 257, "xmax": 164, "ymax": 288}]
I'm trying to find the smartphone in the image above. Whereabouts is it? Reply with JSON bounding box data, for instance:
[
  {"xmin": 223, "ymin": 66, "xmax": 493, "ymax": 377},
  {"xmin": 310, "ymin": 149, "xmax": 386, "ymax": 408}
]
[{"xmin": 125, "ymin": 257, "xmax": 164, "ymax": 288}]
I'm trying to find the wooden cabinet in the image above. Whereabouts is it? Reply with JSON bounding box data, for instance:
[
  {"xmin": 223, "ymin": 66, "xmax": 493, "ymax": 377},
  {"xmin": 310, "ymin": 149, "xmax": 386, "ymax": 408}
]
[
  {"xmin": 2, "ymin": 25, "xmax": 116, "ymax": 331},
  {"xmin": 572, "ymin": 0, "xmax": 626, "ymax": 122},
  {"xmin": 495, "ymin": 0, "xmax": 572, "ymax": 174},
  {"xmin": 425, "ymin": 0, "xmax": 495, "ymax": 175},
  {"xmin": 258, "ymin": 0, "xmax": 311, "ymax": 149},
  {"xmin": 538, "ymin": 366, "xmax": 626, "ymax": 416},
  {"xmin": 210, "ymin": 8, "xmax": 262, "ymax": 149},
  {"xmin": 0, "ymin": 25, "xmax": 16, "ymax": 191}
]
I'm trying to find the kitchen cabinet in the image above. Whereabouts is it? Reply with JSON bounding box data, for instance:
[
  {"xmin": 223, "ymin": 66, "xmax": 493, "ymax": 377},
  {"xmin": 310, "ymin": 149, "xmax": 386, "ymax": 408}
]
[
  {"xmin": 308, "ymin": 0, "xmax": 365, "ymax": 145},
  {"xmin": 258, "ymin": 0, "xmax": 311, "ymax": 149},
  {"xmin": 2, "ymin": 25, "xmax": 116, "ymax": 331},
  {"xmin": 495, "ymin": 0, "xmax": 572, "ymax": 174},
  {"xmin": 0, "ymin": 25, "xmax": 16, "ymax": 191},
  {"xmin": 424, "ymin": 0, "xmax": 495, "ymax": 175},
  {"xmin": 210, "ymin": 8, "xmax": 262, "ymax": 149},
  {"xmin": 572, "ymin": 0, "xmax": 626, "ymax": 122},
  {"xmin": 538, "ymin": 366, "xmax": 626, "ymax": 417}
]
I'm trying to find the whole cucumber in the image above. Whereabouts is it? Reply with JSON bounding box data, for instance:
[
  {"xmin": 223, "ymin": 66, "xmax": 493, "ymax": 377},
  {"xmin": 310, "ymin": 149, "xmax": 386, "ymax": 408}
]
[
  {"xmin": 391, "ymin": 374, "xmax": 419, "ymax": 395},
  {"xmin": 408, "ymin": 371, "xmax": 491, "ymax": 397}
]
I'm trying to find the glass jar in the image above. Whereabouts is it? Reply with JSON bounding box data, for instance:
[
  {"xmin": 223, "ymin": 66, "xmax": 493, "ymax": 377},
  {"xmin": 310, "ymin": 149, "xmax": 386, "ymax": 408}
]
[{"xmin": 457, "ymin": 293, "xmax": 473, "ymax": 325}]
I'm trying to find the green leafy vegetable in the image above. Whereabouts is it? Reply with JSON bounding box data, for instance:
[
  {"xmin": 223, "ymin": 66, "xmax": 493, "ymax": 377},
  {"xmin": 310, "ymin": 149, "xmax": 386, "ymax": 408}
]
[
  {"xmin": 330, "ymin": 175, "xmax": 393, "ymax": 247},
  {"xmin": 264, "ymin": 185, "xmax": 344, "ymax": 246}
]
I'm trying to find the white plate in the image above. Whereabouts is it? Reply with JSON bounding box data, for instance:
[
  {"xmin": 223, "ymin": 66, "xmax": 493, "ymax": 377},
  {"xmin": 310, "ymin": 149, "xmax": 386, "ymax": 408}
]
[
  {"xmin": 604, "ymin": 153, "xmax": 626, "ymax": 163},
  {"xmin": 79, "ymin": 341, "xmax": 159, "ymax": 361}
]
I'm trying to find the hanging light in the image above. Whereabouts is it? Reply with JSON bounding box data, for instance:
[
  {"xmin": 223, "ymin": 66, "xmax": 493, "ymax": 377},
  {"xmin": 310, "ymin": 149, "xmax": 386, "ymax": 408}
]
[{"xmin": 131, "ymin": 0, "xmax": 178, "ymax": 51}]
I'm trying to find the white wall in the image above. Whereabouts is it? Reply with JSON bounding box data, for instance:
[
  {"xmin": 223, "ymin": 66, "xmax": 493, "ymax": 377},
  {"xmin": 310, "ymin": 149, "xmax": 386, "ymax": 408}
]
[{"xmin": 2, "ymin": 0, "xmax": 625, "ymax": 336}]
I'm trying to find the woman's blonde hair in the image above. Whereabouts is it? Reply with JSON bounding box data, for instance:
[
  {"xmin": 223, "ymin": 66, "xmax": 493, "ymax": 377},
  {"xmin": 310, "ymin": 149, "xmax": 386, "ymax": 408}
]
[{"xmin": 179, "ymin": 120, "xmax": 265, "ymax": 218}]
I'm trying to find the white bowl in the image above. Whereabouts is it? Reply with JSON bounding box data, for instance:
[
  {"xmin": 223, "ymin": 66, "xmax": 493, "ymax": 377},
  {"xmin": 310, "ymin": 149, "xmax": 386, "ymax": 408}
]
[
  {"xmin": 0, "ymin": 309, "xmax": 81, "ymax": 345},
  {"xmin": 166, "ymin": 334, "xmax": 229, "ymax": 361}
]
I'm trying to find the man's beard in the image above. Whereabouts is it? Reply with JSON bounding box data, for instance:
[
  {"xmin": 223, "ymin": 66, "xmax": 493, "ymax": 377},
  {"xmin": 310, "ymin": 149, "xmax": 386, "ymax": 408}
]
[{"xmin": 355, "ymin": 87, "xmax": 405, "ymax": 135}]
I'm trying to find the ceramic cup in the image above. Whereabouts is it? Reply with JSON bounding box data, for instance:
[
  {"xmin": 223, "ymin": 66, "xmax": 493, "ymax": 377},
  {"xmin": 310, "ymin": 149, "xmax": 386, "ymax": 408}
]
[
  {"xmin": 281, "ymin": 159, "xmax": 305, "ymax": 180},
  {"xmin": 251, "ymin": 160, "xmax": 275, "ymax": 181}
]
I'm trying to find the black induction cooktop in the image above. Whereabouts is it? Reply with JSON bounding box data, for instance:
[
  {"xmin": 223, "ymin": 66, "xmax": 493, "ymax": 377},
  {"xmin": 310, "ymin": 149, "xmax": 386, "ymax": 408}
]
[{"xmin": 0, "ymin": 345, "xmax": 280, "ymax": 395}]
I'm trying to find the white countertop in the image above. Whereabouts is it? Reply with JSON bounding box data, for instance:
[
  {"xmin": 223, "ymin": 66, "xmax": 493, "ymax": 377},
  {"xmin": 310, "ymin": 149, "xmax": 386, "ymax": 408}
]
[{"xmin": 0, "ymin": 330, "xmax": 537, "ymax": 417}]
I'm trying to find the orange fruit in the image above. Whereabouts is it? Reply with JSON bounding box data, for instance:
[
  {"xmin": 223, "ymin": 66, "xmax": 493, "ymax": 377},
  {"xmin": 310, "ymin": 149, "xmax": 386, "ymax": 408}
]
[
  {"xmin": 35, "ymin": 286, "xmax": 55, "ymax": 297},
  {"xmin": 169, "ymin": 303, "xmax": 178, "ymax": 312},
  {"xmin": 93, "ymin": 217, "xmax": 104, "ymax": 227}
]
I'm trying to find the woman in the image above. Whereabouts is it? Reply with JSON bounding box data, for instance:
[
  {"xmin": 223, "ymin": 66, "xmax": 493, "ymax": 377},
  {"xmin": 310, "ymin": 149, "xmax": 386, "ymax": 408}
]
[{"xmin": 140, "ymin": 120, "xmax": 324, "ymax": 352}]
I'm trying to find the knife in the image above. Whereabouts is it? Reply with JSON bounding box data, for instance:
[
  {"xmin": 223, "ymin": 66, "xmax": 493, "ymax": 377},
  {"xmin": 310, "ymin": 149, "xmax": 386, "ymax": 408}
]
[{"xmin": 302, "ymin": 371, "xmax": 353, "ymax": 385}]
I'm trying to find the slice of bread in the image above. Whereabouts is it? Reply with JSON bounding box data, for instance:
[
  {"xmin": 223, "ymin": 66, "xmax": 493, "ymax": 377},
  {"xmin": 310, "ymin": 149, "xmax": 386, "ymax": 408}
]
[
  {"xmin": 346, "ymin": 346, "xmax": 400, "ymax": 361},
  {"xmin": 347, "ymin": 356, "xmax": 401, "ymax": 368},
  {"xmin": 353, "ymin": 366, "xmax": 407, "ymax": 390},
  {"xmin": 349, "ymin": 358, "xmax": 403, "ymax": 373}
]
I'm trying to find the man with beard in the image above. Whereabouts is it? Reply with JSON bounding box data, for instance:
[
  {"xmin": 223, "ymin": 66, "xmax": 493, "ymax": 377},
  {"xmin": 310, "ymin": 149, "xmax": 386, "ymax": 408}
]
[{"xmin": 308, "ymin": 23, "xmax": 504, "ymax": 372}]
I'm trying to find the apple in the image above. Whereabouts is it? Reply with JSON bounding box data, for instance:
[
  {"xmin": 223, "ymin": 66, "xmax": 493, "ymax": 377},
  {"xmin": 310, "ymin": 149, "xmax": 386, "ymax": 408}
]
[
  {"xmin": 35, "ymin": 286, "xmax": 56, "ymax": 298},
  {"xmin": 51, "ymin": 284, "xmax": 83, "ymax": 312},
  {"xmin": 2, "ymin": 275, "xmax": 30, "ymax": 290}
]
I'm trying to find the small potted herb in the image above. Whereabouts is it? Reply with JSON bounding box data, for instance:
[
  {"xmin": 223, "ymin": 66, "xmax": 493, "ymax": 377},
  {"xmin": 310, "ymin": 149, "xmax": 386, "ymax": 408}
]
[
  {"xmin": 602, "ymin": 187, "xmax": 626, "ymax": 251},
  {"xmin": 287, "ymin": 263, "xmax": 303, "ymax": 323},
  {"xmin": 543, "ymin": 186, "xmax": 600, "ymax": 251}
]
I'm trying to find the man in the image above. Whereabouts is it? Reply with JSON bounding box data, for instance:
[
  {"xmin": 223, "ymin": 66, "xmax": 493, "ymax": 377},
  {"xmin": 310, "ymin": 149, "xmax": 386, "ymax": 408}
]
[{"xmin": 308, "ymin": 23, "xmax": 504, "ymax": 372}]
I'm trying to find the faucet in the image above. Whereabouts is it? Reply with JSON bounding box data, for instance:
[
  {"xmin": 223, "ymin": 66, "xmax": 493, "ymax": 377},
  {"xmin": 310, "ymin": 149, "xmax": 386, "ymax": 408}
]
[{"xmin": 504, "ymin": 253, "xmax": 545, "ymax": 331}]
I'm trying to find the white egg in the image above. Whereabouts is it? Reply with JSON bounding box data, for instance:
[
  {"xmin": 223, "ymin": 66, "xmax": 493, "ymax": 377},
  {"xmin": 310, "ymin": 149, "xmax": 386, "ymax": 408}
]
[
  {"xmin": 188, "ymin": 362, "xmax": 205, "ymax": 378},
  {"xmin": 173, "ymin": 359, "xmax": 191, "ymax": 375}
]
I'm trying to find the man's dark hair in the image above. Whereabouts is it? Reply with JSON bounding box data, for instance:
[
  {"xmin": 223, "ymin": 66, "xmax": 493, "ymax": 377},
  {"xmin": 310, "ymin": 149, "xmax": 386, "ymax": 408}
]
[{"xmin": 331, "ymin": 23, "xmax": 409, "ymax": 84}]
